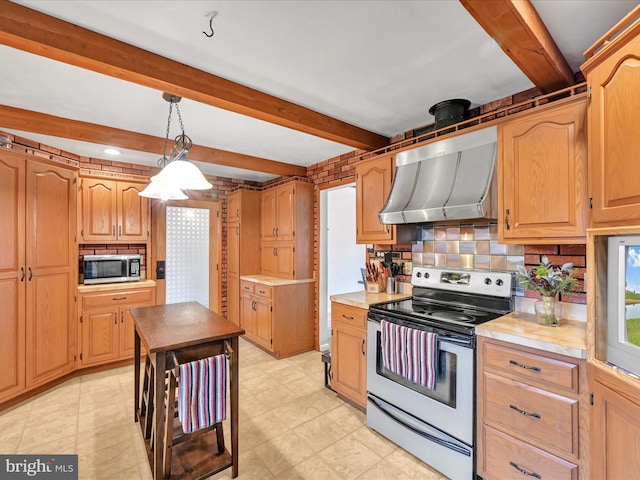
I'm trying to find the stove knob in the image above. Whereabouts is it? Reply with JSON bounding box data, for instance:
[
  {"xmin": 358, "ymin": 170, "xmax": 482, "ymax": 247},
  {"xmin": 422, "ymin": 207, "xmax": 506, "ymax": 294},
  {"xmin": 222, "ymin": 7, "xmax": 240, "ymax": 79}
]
[
  {"xmin": 424, "ymin": 272, "xmax": 429, "ymax": 279},
  {"xmin": 416, "ymin": 272, "xmax": 422, "ymax": 278},
  {"xmin": 484, "ymin": 277, "xmax": 492, "ymax": 285},
  {"xmin": 496, "ymin": 278, "xmax": 504, "ymax": 287}
]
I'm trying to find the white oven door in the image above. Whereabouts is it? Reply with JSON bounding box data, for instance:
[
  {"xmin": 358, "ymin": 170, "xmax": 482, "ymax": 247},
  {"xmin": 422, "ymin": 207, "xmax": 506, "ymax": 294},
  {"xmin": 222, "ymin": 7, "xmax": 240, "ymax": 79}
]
[{"xmin": 366, "ymin": 318, "xmax": 474, "ymax": 445}]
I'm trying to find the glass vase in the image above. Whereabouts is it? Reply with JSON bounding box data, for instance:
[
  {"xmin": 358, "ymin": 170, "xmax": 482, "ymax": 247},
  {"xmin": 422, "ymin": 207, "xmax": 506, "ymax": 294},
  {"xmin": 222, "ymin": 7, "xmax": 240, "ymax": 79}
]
[{"xmin": 535, "ymin": 296, "xmax": 562, "ymax": 327}]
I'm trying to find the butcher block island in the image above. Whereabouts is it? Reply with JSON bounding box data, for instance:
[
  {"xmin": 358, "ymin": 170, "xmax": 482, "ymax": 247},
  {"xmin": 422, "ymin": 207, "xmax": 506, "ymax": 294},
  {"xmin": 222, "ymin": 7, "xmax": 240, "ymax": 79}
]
[
  {"xmin": 239, "ymin": 274, "xmax": 315, "ymax": 358},
  {"xmin": 476, "ymin": 313, "xmax": 588, "ymax": 480}
]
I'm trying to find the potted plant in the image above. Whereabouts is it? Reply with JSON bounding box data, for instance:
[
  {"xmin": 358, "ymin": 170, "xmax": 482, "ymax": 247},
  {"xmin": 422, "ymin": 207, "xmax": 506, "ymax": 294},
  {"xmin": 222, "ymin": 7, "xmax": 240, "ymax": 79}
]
[{"xmin": 516, "ymin": 256, "xmax": 579, "ymax": 326}]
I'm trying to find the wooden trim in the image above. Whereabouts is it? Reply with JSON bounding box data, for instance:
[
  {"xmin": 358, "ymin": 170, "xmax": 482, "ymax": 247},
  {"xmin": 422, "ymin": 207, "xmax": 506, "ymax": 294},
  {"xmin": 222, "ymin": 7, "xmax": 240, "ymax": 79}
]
[
  {"xmin": 0, "ymin": 105, "xmax": 306, "ymax": 177},
  {"xmin": 583, "ymin": 5, "xmax": 640, "ymax": 59},
  {"xmin": 0, "ymin": 0, "xmax": 388, "ymax": 151},
  {"xmin": 460, "ymin": 0, "xmax": 575, "ymax": 93}
]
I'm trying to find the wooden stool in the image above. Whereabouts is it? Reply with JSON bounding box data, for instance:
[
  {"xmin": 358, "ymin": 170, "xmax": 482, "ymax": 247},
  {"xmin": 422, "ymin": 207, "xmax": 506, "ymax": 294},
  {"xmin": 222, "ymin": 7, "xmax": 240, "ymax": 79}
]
[{"xmin": 162, "ymin": 342, "xmax": 231, "ymax": 478}]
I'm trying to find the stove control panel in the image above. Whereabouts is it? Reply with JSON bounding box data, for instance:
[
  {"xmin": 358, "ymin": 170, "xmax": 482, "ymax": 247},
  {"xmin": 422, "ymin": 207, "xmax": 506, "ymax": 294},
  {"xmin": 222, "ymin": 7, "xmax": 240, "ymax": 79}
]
[{"xmin": 412, "ymin": 267, "xmax": 513, "ymax": 297}]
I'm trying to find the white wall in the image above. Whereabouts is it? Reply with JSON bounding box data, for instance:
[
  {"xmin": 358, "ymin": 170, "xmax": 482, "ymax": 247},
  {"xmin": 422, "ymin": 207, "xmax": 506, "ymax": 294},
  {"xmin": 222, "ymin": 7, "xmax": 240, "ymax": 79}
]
[{"xmin": 319, "ymin": 184, "xmax": 365, "ymax": 351}]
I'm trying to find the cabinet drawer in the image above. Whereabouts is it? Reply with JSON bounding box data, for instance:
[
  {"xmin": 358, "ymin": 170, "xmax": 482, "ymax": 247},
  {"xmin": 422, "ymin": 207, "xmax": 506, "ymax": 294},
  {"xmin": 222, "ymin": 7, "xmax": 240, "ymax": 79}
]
[
  {"xmin": 483, "ymin": 341, "xmax": 579, "ymax": 392},
  {"xmin": 82, "ymin": 288, "xmax": 154, "ymax": 308},
  {"xmin": 240, "ymin": 281, "xmax": 255, "ymax": 294},
  {"xmin": 483, "ymin": 372, "xmax": 578, "ymax": 456},
  {"xmin": 254, "ymin": 284, "xmax": 272, "ymax": 299},
  {"xmin": 332, "ymin": 303, "xmax": 367, "ymax": 329},
  {"xmin": 482, "ymin": 425, "xmax": 578, "ymax": 480}
]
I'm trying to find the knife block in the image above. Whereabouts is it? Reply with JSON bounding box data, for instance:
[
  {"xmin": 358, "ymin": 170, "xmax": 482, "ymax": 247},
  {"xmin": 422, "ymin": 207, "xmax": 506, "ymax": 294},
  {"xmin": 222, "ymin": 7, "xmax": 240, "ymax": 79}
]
[{"xmin": 366, "ymin": 276, "xmax": 386, "ymax": 293}]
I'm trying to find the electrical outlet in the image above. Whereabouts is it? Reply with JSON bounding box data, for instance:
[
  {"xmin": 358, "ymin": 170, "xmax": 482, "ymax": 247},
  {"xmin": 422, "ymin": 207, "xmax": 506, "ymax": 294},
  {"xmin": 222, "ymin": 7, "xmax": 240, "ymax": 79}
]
[{"xmin": 403, "ymin": 261, "xmax": 413, "ymax": 275}]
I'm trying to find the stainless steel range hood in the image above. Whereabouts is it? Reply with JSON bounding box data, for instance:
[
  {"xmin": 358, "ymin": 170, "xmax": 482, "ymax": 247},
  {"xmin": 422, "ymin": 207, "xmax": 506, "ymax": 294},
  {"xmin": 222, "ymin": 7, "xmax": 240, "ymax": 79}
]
[{"xmin": 379, "ymin": 126, "xmax": 498, "ymax": 224}]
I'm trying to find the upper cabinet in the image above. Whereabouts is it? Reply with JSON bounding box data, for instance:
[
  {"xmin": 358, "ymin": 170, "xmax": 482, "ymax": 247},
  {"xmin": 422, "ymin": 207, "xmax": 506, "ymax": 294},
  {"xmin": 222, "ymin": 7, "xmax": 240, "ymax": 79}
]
[
  {"xmin": 498, "ymin": 98, "xmax": 588, "ymax": 243},
  {"xmin": 582, "ymin": 20, "xmax": 640, "ymax": 226},
  {"xmin": 260, "ymin": 181, "xmax": 313, "ymax": 279},
  {"xmin": 80, "ymin": 178, "xmax": 150, "ymax": 243},
  {"xmin": 355, "ymin": 154, "xmax": 415, "ymax": 245}
]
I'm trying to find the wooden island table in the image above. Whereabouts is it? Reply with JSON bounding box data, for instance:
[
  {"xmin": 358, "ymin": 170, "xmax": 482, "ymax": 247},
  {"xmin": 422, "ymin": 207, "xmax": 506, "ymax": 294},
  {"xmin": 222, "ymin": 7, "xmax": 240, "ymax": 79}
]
[{"xmin": 131, "ymin": 301, "xmax": 244, "ymax": 479}]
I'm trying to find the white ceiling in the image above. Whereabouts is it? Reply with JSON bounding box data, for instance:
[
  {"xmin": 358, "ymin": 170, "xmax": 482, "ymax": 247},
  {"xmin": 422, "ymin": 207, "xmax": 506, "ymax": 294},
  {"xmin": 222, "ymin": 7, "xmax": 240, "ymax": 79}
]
[{"xmin": 1, "ymin": 0, "xmax": 638, "ymax": 182}]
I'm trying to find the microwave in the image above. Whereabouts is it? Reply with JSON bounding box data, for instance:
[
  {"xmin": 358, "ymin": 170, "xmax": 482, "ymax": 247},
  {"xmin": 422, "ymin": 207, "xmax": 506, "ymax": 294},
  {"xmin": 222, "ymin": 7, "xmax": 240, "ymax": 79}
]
[{"xmin": 83, "ymin": 254, "xmax": 141, "ymax": 285}]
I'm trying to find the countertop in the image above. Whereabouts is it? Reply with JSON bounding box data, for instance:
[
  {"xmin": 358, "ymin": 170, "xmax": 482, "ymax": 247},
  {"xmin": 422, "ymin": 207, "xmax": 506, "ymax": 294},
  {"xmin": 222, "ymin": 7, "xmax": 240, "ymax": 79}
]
[
  {"xmin": 77, "ymin": 279, "xmax": 157, "ymax": 293},
  {"xmin": 240, "ymin": 274, "xmax": 315, "ymax": 286},
  {"xmin": 330, "ymin": 290, "xmax": 412, "ymax": 309},
  {"xmin": 476, "ymin": 311, "xmax": 587, "ymax": 359}
]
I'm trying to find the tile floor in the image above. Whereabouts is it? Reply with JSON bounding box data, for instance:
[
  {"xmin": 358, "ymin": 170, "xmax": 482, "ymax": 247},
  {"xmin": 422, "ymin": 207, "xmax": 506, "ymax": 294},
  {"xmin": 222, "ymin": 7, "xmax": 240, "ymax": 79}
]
[{"xmin": 0, "ymin": 338, "xmax": 448, "ymax": 479}]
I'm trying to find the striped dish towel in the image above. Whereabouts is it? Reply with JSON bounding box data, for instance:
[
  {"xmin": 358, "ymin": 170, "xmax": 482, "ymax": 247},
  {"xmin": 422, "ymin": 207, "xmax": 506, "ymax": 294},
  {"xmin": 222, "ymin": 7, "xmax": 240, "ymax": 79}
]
[
  {"xmin": 381, "ymin": 320, "xmax": 438, "ymax": 390},
  {"xmin": 177, "ymin": 354, "xmax": 227, "ymax": 434}
]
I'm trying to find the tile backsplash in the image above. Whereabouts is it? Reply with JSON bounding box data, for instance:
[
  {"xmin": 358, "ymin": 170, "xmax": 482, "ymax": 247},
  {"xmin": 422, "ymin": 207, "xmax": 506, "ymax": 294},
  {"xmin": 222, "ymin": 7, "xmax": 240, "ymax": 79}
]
[{"xmin": 411, "ymin": 223, "xmax": 524, "ymax": 272}]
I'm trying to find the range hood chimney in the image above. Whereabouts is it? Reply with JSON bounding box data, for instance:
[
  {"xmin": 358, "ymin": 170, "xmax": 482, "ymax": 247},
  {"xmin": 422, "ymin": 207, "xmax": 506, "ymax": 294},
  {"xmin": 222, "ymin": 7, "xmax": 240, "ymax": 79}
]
[{"xmin": 379, "ymin": 126, "xmax": 498, "ymax": 225}]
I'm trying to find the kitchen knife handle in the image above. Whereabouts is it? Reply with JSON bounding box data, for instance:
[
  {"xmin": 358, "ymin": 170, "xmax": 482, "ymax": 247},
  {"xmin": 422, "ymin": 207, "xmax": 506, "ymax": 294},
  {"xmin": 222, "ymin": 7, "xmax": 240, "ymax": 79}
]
[
  {"xmin": 509, "ymin": 461, "xmax": 541, "ymax": 479},
  {"xmin": 505, "ymin": 209, "xmax": 511, "ymax": 230}
]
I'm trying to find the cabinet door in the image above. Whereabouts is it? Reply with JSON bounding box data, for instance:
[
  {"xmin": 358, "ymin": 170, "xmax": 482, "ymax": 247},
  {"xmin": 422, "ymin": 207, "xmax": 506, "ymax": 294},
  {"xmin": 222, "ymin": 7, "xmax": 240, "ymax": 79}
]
[
  {"xmin": 260, "ymin": 244, "xmax": 278, "ymax": 277},
  {"xmin": 227, "ymin": 191, "xmax": 240, "ymax": 222},
  {"xmin": 254, "ymin": 297, "xmax": 272, "ymax": 350},
  {"xmin": 25, "ymin": 162, "xmax": 76, "ymax": 387},
  {"xmin": 499, "ymin": 100, "xmax": 587, "ymax": 243},
  {"xmin": 588, "ymin": 35, "xmax": 640, "ymax": 226},
  {"xmin": 274, "ymin": 184, "xmax": 295, "ymax": 240},
  {"xmin": 240, "ymin": 294, "xmax": 256, "ymax": 336},
  {"xmin": 81, "ymin": 307, "xmax": 119, "ymax": 366},
  {"xmin": 332, "ymin": 322, "xmax": 367, "ymax": 408},
  {"xmin": 81, "ymin": 178, "xmax": 117, "ymax": 241},
  {"xmin": 274, "ymin": 243, "xmax": 294, "ymax": 278},
  {"xmin": 591, "ymin": 379, "xmax": 640, "ymax": 479},
  {"xmin": 356, "ymin": 154, "xmax": 396, "ymax": 244},
  {"xmin": 261, "ymin": 189, "xmax": 277, "ymax": 242},
  {"xmin": 228, "ymin": 221, "xmax": 240, "ymax": 276},
  {"xmin": 227, "ymin": 273, "xmax": 240, "ymax": 326},
  {"xmin": 117, "ymin": 182, "xmax": 149, "ymax": 241},
  {"xmin": 0, "ymin": 154, "xmax": 25, "ymax": 402}
]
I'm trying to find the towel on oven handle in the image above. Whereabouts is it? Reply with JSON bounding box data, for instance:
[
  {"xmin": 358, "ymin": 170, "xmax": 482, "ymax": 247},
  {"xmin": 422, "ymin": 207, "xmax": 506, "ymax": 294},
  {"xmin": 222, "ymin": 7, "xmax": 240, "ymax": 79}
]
[{"xmin": 381, "ymin": 320, "xmax": 438, "ymax": 390}]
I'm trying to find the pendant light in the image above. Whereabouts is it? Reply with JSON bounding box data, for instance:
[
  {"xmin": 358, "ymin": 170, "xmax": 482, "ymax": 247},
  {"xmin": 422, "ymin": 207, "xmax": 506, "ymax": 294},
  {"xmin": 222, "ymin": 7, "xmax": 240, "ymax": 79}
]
[
  {"xmin": 138, "ymin": 181, "xmax": 188, "ymax": 200},
  {"xmin": 148, "ymin": 93, "xmax": 213, "ymax": 191}
]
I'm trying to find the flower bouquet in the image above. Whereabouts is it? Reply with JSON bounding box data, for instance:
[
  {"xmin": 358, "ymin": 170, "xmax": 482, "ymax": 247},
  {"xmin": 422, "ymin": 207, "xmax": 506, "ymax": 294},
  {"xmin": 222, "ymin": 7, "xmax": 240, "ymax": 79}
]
[{"xmin": 515, "ymin": 256, "xmax": 579, "ymax": 326}]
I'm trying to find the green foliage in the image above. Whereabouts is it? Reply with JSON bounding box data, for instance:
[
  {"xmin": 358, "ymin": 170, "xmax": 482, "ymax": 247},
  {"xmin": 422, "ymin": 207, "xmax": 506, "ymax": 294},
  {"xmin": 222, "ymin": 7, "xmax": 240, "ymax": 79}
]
[
  {"xmin": 627, "ymin": 318, "xmax": 640, "ymax": 347},
  {"xmin": 516, "ymin": 256, "xmax": 579, "ymax": 297}
]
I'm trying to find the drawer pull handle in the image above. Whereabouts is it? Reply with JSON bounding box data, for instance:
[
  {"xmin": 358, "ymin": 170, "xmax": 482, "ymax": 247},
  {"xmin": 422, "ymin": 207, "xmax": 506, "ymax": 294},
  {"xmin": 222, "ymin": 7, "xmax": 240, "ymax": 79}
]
[
  {"xmin": 259, "ymin": 290, "xmax": 266, "ymax": 294},
  {"xmin": 112, "ymin": 296, "xmax": 127, "ymax": 301},
  {"xmin": 342, "ymin": 314, "xmax": 355, "ymax": 321},
  {"xmin": 509, "ymin": 404, "xmax": 541, "ymax": 419},
  {"xmin": 509, "ymin": 360, "xmax": 540, "ymax": 372},
  {"xmin": 509, "ymin": 461, "xmax": 541, "ymax": 479}
]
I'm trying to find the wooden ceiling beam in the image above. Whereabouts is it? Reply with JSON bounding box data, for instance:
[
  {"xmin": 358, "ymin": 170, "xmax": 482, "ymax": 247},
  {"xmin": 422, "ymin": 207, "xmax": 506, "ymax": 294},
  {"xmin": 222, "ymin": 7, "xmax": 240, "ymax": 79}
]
[
  {"xmin": 460, "ymin": 0, "xmax": 575, "ymax": 93},
  {"xmin": 0, "ymin": 105, "xmax": 307, "ymax": 177},
  {"xmin": 0, "ymin": 0, "xmax": 388, "ymax": 151}
]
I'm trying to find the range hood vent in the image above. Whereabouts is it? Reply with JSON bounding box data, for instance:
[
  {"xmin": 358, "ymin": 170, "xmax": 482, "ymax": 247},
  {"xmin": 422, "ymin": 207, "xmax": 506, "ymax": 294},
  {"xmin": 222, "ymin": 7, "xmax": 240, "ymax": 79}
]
[{"xmin": 379, "ymin": 126, "xmax": 498, "ymax": 225}]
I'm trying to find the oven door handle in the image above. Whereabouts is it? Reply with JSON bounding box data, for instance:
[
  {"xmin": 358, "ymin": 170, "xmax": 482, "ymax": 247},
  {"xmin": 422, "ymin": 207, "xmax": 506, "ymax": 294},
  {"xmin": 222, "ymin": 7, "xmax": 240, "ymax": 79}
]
[{"xmin": 368, "ymin": 395, "xmax": 471, "ymax": 457}]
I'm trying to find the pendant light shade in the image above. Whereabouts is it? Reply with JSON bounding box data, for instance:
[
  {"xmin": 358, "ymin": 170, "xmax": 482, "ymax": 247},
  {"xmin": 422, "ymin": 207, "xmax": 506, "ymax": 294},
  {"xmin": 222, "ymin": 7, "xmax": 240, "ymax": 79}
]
[
  {"xmin": 151, "ymin": 159, "xmax": 213, "ymax": 190},
  {"xmin": 145, "ymin": 93, "xmax": 212, "ymax": 195},
  {"xmin": 138, "ymin": 181, "xmax": 188, "ymax": 200}
]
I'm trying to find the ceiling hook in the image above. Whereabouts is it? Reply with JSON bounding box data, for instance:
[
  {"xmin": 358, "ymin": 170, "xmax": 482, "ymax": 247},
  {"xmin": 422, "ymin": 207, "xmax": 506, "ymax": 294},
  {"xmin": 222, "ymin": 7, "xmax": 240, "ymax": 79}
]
[{"xmin": 203, "ymin": 11, "xmax": 217, "ymax": 38}]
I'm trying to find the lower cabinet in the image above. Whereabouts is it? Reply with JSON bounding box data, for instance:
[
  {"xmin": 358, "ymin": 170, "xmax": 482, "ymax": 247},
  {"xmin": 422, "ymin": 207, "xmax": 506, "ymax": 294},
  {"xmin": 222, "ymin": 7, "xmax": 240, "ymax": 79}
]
[
  {"xmin": 331, "ymin": 302, "xmax": 367, "ymax": 410},
  {"xmin": 78, "ymin": 285, "xmax": 156, "ymax": 367},
  {"xmin": 477, "ymin": 337, "xmax": 587, "ymax": 479},
  {"xmin": 240, "ymin": 279, "xmax": 314, "ymax": 359}
]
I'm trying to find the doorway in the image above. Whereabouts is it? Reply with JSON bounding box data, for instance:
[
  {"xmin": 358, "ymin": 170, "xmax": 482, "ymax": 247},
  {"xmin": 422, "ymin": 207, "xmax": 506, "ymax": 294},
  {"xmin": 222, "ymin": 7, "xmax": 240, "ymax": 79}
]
[
  {"xmin": 151, "ymin": 199, "xmax": 222, "ymax": 313},
  {"xmin": 319, "ymin": 182, "xmax": 366, "ymax": 351}
]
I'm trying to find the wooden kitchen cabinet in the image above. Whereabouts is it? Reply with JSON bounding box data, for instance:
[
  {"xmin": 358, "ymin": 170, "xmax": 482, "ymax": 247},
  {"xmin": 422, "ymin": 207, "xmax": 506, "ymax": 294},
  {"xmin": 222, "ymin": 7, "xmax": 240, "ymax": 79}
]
[
  {"xmin": 331, "ymin": 302, "xmax": 368, "ymax": 410},
  {"xmin": 80, "ymin": 177, "xmax": 149, "ymax": 242},
  {"xmin": 498, "ymin": 98, "xmax": 588, "ymax": 243},
  {"xmin": 581, "ymin": 18, "xmax": 640, "ymax": 226},
  {"xmin": 78, "ymin": 285, "xmax": 155, "ymax": 367},
  {"xmin": 355, "ymin": 154, "xmax": 415, "ymax": 245},
  {"xmin": 0, "ymin": 150, "xmax": 77, "ymax": 402},
  {"xmin": 226, "ymin": 189, "xmax": 261, "ymax": 326},
  {"xmin": 240, "ymin": 279, "xmax": 314, "ymax": 359},
  {"xmin": 477, "ymin": 337, "xmax": 587, "ymax": 479},
  {"xmin": 260, "ymin": 181, "xmax": 313, "ymax": 279}
]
